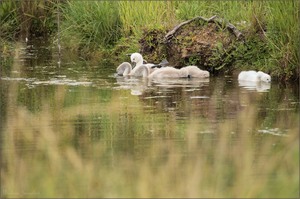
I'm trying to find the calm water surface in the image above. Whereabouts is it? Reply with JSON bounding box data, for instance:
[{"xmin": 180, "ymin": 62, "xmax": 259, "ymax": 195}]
[{"xmin": 0, "ymin": 42, "xmax": 299, "ymax": 197}]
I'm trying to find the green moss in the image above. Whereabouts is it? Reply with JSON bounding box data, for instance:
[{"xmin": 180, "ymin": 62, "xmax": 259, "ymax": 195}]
[{"xmin": 139, "ymin": 28, "xmax": 168, "ymax": 63}]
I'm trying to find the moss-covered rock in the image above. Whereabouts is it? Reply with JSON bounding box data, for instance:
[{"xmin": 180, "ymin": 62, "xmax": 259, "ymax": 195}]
[
  {"xmin": 139, "ymin": 16, "xmax": 246, "ymax": 74},
  {"xmin": 165, "ymin": 22, "xmax": 238, "ymax": 72},
  {"xmin": 139, "ymin": 28, "xmax": 168, "ymax": 64}
]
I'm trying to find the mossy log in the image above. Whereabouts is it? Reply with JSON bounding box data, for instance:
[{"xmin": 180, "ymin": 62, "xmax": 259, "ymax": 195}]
[
  {"xmin": 139, "ymin": 15, "xmax": 245, "ymax": 73},
  {"xmin": 164, "ymin": 15, "xmax": 243, "ymax": 43}
]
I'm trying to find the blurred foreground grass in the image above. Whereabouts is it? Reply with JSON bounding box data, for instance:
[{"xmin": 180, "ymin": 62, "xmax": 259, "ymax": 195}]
[{"xmin": 2, "ymin": 101, "xmax": 298, "ymax": 198}]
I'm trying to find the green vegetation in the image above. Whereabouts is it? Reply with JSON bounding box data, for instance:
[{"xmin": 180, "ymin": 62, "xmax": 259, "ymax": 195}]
[
  {"xmin": 0, "ymin": 0, "xmax": 299, "ymax": 80},
  {"xmin": 60, "ymin": 1, "xmax": 121, "ymax": 52},
  {"xmin": 265, "ymin": 1, "xmax": 300, "ymax": 81},
  {"xmin": 0, "ymin": 0, "xmax": 57, "ymax": 40},
  {"xmin": 119, "ymin": 1, "xmax": 177, "ymax": 37},
  {"xmin": 1, "ymin": 2, "xmax": 299, "ymax": 197},
  {"xmin": 176, "ymin": 1, "xmax": 251, "ymax": 22}
]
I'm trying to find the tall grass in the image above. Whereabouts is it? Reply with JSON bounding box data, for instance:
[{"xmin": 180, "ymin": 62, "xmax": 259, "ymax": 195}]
[
  {"xmin": 0, "ymin": 0, "xmax": 58, "ymax": 67},
  {"xmin": 60, "ymin": 1, "xmax": 121, "ymax": 51},
  {"xmin": 111, "ymin": 1, "xmax": 177, "ymax": 63},
  {"xmin": 118, "ymin": 1, "xmax": 177, "ymax": 37},
  {"xmin": 0, "ymin": 1, "xmax": 18, "ymax": 41},
  {"xmin": 176, "ymin": 1, "xmax": 251, "ymax": 25},
  {"xmin": 265, "ymin": 1, "xmax": 300, "ymax": 80},
  {"xmin": 0, "ymin": 0, "xmax": 57, "ymax": 40}
]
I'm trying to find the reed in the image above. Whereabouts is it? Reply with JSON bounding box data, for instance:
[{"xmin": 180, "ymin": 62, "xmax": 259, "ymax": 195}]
[
  {"xmin": 0, "ymin": 0, "xmax": 58, "ymax": 40},
  {"xmin": 118, "ymin": 1, "xmax": 177, "ymax": 37},
  {"xmin": 0, "ymin": 1, "xmax": 18, "ymax": 41},
  {"xmin": 264, "ymin": 0, "xmax": 300, "ymax": 80},
  {"xmin": 176, "ymin": 1, "xmax": 251, "ymax": 25},
  {"xmin": 60, "ymin": 1, "xmax": 121, "ymax": 51}
]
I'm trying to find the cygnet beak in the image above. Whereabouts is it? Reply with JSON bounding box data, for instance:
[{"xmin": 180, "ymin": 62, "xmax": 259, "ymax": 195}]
[{"xmin": 132, "ymin": 62, "xmax": 137, "ymax": 68}]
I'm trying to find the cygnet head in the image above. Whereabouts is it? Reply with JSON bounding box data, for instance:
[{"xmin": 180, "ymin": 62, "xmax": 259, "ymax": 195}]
[
  {"xmin": 199, "ymin": 70, "xmax": 210, "ymax": 78},
  {"xmin": 116, "ymin": 62, "xmax": 132, "ymax": 76},
  {"xmin": 130, "ymin": 53, "xmax": 143, "ymax": 67},
  {"xmin": 258, "ymin": 71, "xmax": 271, "ymax": 82}
]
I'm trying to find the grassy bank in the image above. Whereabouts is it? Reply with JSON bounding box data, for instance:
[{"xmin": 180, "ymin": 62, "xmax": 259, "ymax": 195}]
[
  {"xmin": 59, "ymin": 1, "xmax": 121, "ymax": 53},
  {"xmin": 0, "ymin": 0, "xmax": 57, "ymax": 40},
  {"xmin": 0, "ymin": 0, "xmax": 299, "ymax": 80}
]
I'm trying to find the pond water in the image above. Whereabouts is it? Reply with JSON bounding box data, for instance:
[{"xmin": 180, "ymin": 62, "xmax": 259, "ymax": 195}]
[{"xmin": 0, "ymin": 42, "xmax": 299, "ymax": 197}]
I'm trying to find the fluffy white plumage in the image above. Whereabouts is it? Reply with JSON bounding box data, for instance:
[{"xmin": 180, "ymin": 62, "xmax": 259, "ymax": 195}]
[
  {"xmin": 129, "ymin": 53, "xmax": 155, "ymax": 76},
  {"xmin": 238, "ymin": 70, "xmax": 271, "ymax": 82},
  {"xmin": 184, "ymin": 65, "xmax": 209, "ymax": 78},
  {"xmin": 136, "ymin": 65, "xmax": 189, "ymax": 79},
  {"xmin": 116, "ymin": 62, "xmax": 132, "ymax": 76}
]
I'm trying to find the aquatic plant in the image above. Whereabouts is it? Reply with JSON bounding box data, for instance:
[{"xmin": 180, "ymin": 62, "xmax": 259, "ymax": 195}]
[
  {"xmin": 0, "ymin": 0, "xmax": 58, "ymax": 65},
  {"xmin": 0, "ymin": 0, "xmax": 57, "ymax": 40},
  {"xmin": 0, "ymin": 1, "xmax": 18, "ymax": 41}
]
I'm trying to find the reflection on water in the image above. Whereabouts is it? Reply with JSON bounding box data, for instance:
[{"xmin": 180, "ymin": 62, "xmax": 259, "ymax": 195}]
[
  {"xmin": 114, "ymin": 76, "xmax": 210, "ymax": 96},
  {"xmin": 0, "ymin": 42, "xmax": 299, "ymax": 198},
  {"xmin": 1, "ymin": 76, "xmax": 92, "ymax": 87},
  {"xmin": 238, "ymin": 80, "xmax": 271, "ymax": 92}
]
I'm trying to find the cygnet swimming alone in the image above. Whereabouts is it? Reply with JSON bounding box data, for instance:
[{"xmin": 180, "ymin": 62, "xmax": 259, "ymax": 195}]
[
  {"xmin": 137, "ymin": 65, "xmax": 189, "ymax": 79},
  {"xmin": 129, "ymin": 53, "xmax": 156, "ymax": 76},
  {"xmin": 184, "ymin": 65, "xmax": 210, "ymax": 78},
  {"xmin": 238, "ymin": 70, "xmax": 271, "ymax": 82}
]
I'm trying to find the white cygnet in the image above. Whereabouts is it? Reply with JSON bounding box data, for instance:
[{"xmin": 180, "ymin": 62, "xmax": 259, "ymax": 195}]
[
  {"xmin": 184, "ymin": 65, "xmax": 210, "ymax": 78},
  {"xmin": 138, "ymin": 65, "xmax": 189, "ymax": 79},
  {"xmin": 116, "ymin": 62, "xmax": 132, "ymax": 76},
  {"xmin": 129, "ymin": 53, "xmax": 155, "ymax": 76},
  {"xmin": 238, "ymin": 70, "xmax": 271, "ymax": 82}
]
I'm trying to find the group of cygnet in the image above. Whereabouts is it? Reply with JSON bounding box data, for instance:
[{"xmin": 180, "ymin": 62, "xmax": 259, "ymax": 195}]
[
  {"xmin": 116, "ymin": 53, "xmax": 209, "ymax": 79},
  {"xmin": 116, "ymin": 52, "xmax": 271, "ymax": 83}
]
